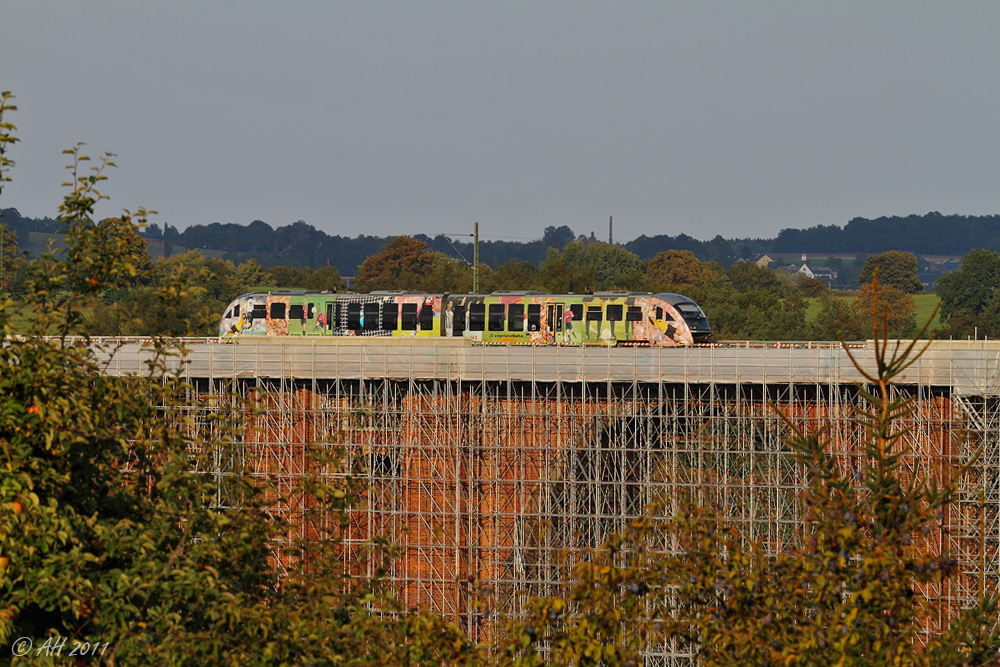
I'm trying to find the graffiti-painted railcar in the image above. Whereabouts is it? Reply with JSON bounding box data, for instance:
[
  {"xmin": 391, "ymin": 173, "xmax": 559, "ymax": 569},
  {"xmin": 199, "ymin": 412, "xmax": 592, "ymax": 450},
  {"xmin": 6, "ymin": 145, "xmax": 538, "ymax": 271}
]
[{"xmin": 220, "ymin": 290, "xmax": 710, "ymax": 346}]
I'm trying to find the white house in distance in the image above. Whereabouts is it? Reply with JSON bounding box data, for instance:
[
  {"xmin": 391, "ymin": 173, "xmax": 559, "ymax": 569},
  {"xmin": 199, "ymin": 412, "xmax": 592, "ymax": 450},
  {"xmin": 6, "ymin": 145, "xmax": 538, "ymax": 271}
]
[{"xmin": 773, "ymin": 253, "xmax": 838, "ymax": 285}]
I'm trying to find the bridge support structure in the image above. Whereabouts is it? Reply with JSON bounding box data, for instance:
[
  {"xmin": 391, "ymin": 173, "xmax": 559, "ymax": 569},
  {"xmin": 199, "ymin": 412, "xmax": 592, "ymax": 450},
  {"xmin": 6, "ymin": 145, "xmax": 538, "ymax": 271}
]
[{"xmin": 100, "ymin": 338, "xmax": 1000, "ymax": 656}]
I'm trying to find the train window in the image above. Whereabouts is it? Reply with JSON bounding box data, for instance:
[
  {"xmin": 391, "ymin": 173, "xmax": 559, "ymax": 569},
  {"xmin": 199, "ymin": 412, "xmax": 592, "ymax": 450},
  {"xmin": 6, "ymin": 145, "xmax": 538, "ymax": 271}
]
[
  {"xmin": 419, "ymin": 303, "xmax": 434, "ymax": 330},
  {"xmin": 488, "ymin": 304, "xmax": 505, "ymax": 331},
  {"xmin": 453, "ymin": 304, "xmax": 466, "ymax": 334},
  {"xmin": 334, "ymin": 302, "xmax": 343, "ymax": 328},
  {"xmin": 586, "ymin": 306, "xmax": 603, "ymax": 323},
  {"xmin": 270, "ymin": 302, "xmax": 286, "ymax": 320},
  {"xmin": 508, "ymin": 304, "xmax": 524, "ymax": 331},
  {"xmin": 347, "ymin": 302, "xmax": 362, "ymax": 329},
  {"xmin": 381, "ymin": 302, "xmax": 398, "ymax": 330},
  {"xmin": 655, "ymin": 307, "xmax": 663, "ymax": 320},
  {"xmin": 676, "ymin": 303, "xmax": 704, "ymax": 319},
  {"xmin": 606, "ymin": 304, "xmax": 622, "ymax": 321},
  {"xmin": 626, "ymin": 306, "xmax": 643, "ymax": 322},
  {"xmin": 527, "ymin": 304, "xmax": 541, "ymax": 331},
  {"xmin": 224, "ymin": 309, "xmax": 232, "ymax": 320},
  {"xmin": 401, "ymin": 303, "xmax": 418, "ymax": 330},
  {"xmin": 469, "ymin": 303, "xmax": 485, "ymax": 331},
  {"xmin": 569, "ymin": 304, "xmax": 583, "ymax": 321},
  {"xmin": 289, "ymin": 304, "xmax": 304, "ymax": 320},
  {"xmin": 252, "ymin": 304, "xmax": 266, "ymax": 319},
  {"xmin": 234, "ymin": 304, "xmax": 240, "ymax": 317},
  {"xmin": 364, "ymin": 302, "xmax": 380, "ymax": 330},
  {"xmin": 326, "ymin": 304, "xmax": 334, "ymax": 330},
  {"xmin": 306, "ymin": 303, "xmax": 315, "ymax": 319}
]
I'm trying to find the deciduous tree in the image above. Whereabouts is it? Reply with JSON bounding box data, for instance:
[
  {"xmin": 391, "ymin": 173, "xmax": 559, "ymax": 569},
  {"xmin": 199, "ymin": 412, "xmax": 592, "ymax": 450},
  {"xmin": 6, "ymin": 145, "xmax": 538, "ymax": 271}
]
[
  {"xmin": 811, "ymin": 291, "xmax": 865, "ymax": 340},
  {"xmin": 726, "ymin": 261, "xmax": 792, "ymax": 297},
  {"xmin": 645, "ymin": 249, "xmax": 703, "ymax": 287},
  {"xmin": 857, "ymin": 250, "xmax": 924, "ymax": 294},
  {"xmin": 936, "ymin": 249, "xmax": 1000, "ymax": 321},
  {"xmin": 354, "ymin": 236, "xmax": 437, "ymax": 291},
  {"xmin": 852, "ymin": 282, "xmax": 916, "ymax": 338}
]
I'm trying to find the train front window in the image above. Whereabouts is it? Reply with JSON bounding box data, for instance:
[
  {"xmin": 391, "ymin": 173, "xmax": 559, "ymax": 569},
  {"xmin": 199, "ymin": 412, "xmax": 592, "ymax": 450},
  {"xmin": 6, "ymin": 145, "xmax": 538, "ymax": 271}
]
[{"xmin": 676, "ymin": 303, "xmax": 705, "ymax": 320}]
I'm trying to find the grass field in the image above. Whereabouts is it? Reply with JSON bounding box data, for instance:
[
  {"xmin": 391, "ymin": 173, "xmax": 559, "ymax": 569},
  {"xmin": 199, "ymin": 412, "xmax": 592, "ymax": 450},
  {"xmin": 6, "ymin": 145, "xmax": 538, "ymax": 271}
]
[{"xmin": 805, "ymin": 293, "xmax": 942, "ymax": 332}]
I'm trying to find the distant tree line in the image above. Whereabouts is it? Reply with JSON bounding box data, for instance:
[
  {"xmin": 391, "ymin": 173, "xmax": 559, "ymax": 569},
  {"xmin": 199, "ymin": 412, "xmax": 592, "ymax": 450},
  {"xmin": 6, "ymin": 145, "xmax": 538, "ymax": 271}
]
[
  {"xmin": 772, "ymin": 211, "xmax": 1000, "ymax": 256},
  {"xmin": 5, "ymin": 209, "xmax": 997, "ymax": 275}
]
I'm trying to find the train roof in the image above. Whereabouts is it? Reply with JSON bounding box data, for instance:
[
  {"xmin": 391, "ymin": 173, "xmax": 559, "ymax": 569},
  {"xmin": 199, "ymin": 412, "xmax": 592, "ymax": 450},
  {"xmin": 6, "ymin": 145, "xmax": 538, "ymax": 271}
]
[{"xmin": 656, "ymin": 293, "xmax": 702, "ymax": 306}]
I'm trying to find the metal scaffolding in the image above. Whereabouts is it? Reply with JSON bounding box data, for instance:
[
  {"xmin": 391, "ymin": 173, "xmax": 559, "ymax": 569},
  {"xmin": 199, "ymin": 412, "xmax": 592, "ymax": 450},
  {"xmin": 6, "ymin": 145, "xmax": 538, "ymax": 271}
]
[{"xmin": 99, "ymin": 337, "xmax": 1000, "ymax": 659}]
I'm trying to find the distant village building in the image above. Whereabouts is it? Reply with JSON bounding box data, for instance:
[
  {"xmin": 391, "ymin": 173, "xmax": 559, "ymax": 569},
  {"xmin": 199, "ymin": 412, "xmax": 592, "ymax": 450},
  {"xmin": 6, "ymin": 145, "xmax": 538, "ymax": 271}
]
[
  {"xmin": 776, "ymin": 253, "xmax": 838, "ymax": 286},
  {"xmin": 916, "ymin": 256, "xmax": 962, "ymax": 289}
]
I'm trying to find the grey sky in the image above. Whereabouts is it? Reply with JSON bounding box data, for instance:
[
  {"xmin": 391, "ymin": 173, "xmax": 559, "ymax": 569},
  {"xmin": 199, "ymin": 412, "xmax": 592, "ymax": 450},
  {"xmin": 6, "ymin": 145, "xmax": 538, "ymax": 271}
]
[{"xmin": 3, "ymin": 2, "xmax": 998, "ymax": 243}]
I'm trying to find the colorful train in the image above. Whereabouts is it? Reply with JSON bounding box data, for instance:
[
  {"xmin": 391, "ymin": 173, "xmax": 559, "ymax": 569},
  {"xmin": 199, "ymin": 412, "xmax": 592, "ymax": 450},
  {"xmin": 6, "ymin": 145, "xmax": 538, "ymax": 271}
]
[{"xmin": 220, "ymin": 291, "xmax": 711, "ymax": 346}]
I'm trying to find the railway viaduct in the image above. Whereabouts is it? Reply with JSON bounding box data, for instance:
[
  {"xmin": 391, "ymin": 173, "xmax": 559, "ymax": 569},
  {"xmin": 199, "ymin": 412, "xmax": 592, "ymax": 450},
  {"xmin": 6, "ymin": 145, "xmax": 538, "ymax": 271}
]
[{"xmin": 98, "ymin": 337, "xmax": 1000, "ymax": 646}]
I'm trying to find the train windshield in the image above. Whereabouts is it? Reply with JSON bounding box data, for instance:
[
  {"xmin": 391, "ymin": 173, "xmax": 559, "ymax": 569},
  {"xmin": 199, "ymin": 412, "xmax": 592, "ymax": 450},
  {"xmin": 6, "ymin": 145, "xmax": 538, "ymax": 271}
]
[{"xmin": 675, "ymin": 303, "xmax": 706, "ymax": 320}]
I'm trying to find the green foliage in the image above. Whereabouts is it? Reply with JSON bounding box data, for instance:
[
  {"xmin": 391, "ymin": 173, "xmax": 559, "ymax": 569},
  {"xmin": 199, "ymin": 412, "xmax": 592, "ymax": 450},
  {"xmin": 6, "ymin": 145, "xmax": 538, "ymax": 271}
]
[
  {"xmin": 0, "ymin": 92, "xmax": 22, "ymax": 296},
  {"xmin": 853, "ymin": 282, "xmax": 916, "ymax": 339},
  {"xmin": 725, "ymin": 262, "xmax": 794, "ymax": 298},
  {"xmin": 354, "ymin": 236, "xmax": 438, "ymax": 292},
  {"xmin": 535, "ymin": 247, "xmax": 594, "ymax": 294},
  {"xmin": 266, "ymin": 263, "xmax": 344, "ymax": 292},
  {"xmin": 534, "ymin": 242, "xmax": 643, "ymax": 293},
  {"xmin": 797, "ymin": 275, "xmax": 827, "ymax": 297},
  {"xmin": 0, "ymin": 91, "xmax": 16, "ymax": 197},
  {"xmin": 811, "ymin": 291, "xmax": 865, "ymax": 340},
  {"xmin": 857, "ymin": 251, "xmax": 924, "ymax": 294},
  {"xmin": 936, "ymin": 249, "xmax": 1000, "ymax": 319},
  {"xmin": 645, "ymin": 249, "xmax": 703, "ymax": 288},
  {"xmin": 487, "ymin": 260, "xmax": 539, "ymax": 292}
]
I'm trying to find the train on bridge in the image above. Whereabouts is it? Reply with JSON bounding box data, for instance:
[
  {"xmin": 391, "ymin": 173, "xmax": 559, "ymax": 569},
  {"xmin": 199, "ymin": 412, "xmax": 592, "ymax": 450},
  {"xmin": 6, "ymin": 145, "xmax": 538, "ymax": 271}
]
[{"xmin": 220, "ymin": 290, "xmax": 711, "ymax": 346}]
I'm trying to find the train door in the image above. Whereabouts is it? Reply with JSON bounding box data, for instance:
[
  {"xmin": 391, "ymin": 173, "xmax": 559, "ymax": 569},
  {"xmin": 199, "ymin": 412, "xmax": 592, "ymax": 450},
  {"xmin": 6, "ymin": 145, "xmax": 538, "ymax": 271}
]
[
  {"xmin": 549, "ymin": 304, "xmax": 566, "ymax": 343},
  {"xmin": 303, "ymin": 301, "xmax": 321, "ymax": 336}
]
